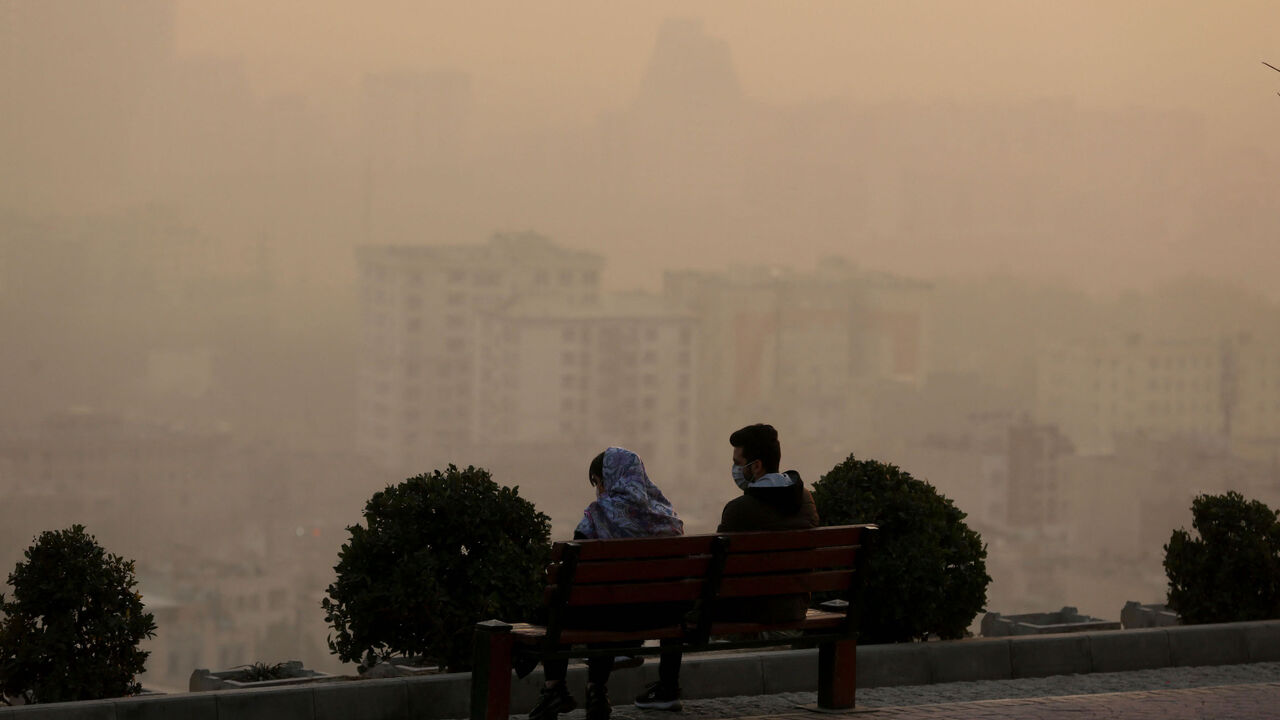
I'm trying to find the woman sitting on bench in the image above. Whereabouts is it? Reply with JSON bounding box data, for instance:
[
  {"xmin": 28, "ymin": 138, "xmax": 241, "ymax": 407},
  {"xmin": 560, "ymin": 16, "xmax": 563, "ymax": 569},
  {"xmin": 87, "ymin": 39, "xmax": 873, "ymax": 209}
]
[{"xmin": 528, "ymin": 446, "xmax": 684, "ymax": 720}]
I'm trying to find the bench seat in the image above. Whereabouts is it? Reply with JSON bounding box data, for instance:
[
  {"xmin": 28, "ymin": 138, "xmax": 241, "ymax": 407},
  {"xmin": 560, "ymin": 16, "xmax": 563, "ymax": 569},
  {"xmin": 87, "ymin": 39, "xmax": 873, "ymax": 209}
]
[{"xmin": 508, "ymin": 608, "xmax": 848, "ymax": 646}]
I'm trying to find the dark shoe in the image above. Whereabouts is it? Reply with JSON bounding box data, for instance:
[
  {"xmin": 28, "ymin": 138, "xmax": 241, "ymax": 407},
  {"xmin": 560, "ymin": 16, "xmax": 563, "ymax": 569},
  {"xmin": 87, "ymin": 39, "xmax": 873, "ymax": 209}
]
[
  {"xmin": 529, "ymin": 682, "xmax": 576, "ymax": 720},
  {"xmin": 634, "ymin": 681, "xmax": 682, "ymax": 711},
  {"xmin": 586, "ymin": 684, "xmax": 612, "ymax": 720}
]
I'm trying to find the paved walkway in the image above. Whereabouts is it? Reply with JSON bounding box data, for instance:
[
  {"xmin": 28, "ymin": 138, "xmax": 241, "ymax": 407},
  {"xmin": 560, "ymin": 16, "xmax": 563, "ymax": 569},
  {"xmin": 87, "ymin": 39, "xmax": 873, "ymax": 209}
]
[{"xmin": 555, "ymin": 662, "xmax": 1280, "ymax": 720}]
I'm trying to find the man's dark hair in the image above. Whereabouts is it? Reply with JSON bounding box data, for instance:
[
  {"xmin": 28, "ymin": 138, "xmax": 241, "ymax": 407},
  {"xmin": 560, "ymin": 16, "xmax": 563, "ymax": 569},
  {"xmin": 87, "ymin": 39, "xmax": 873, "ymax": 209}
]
[
  {"xmin": 729, "ymin": 424, "xmax": 781, "ymax": 473},
  {"xmin": 589, "ymin": 451, "xmax": 606, "ymax": 482}
]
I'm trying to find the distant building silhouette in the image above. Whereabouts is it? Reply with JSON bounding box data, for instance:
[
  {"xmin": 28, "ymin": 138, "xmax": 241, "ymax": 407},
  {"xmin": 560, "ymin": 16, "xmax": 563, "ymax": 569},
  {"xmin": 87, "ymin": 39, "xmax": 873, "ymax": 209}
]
[
  {"xmin": 633, "ymin": 18, "xmax": 744, "ymax": 121},
  {"xmin": 356, "ymin": 233, "xmax": 705, "ymax": 484},
  {"xmin": 1035, "ymin": 332, "xmax": 1280, "ymax": 459},
  {"xmin": 663, "ymin": 260, "xmax": 930, "ymax": 473}
]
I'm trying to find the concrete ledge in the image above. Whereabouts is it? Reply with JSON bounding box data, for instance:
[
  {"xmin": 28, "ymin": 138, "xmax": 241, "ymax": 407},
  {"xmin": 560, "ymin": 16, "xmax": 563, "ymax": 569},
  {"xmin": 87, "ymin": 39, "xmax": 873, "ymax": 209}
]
[
  {"xmin": 1238, "ymin": 621, "xmax": 1280, "ymax": 663},
  {"xmin": 1086, "ymin": 627, "xmax": 1171, "ymax": 673},
  {"xmin": 115, "ymin": 693, "xmax": 218, "ymax": 720},
  {"xmin": 0, "ymin": 702, "xmax": 116, "ymax": 719},
  {"xmin": 678, "ymin": 653, "xmax": 765, "ymax": 699},
  {"xmin": 405, "ymin": 675, "xmax": 468, "ymax": 720},
  {"xmin": 4, "ymin": 621, "xmax": 1280, "ymax": 720},
  {"xmin": 1009, "ymin": 633, "xmax": 1092, "ymax": 678},
  {"xmin": 856, "ymin": 643, "xmax": 930, "ymax": 688},
  {"xmin": 1167, "ymin": 622, "xmax": 1250, "ymax": 667},
  {"xmin": 928, "ymin": 637, "xmax": 1011, "ymax": 683},
  {"xmin": 313, "ymin": 678, "xmax": 408, "ymax": 720},
  {"xmin": 212, "ymin": 685, "xmax": 315, "ymax": 720},
  {"xmin": 760, "ymin": 649, "xmax": 817, "ymax": 694}
]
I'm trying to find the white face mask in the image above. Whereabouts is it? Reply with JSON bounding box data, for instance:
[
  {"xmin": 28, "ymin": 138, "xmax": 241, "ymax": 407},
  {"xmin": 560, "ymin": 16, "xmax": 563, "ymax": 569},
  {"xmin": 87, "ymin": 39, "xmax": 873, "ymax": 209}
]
[{"xmin": 731, "ymin": 463, "xmax": 751, "ymax": 490}]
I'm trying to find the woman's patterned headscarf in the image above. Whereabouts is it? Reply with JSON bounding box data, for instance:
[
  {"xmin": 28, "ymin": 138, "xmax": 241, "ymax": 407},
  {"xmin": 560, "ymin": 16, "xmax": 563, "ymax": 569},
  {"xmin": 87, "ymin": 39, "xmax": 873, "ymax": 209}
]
[{"xmin": 576, "ymin": 447, "xmax": 684, "ymax": 539}]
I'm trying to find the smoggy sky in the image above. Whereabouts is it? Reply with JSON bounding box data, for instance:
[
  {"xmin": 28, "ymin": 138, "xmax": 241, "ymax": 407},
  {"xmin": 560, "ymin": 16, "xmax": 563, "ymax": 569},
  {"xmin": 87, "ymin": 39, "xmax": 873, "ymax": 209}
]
[
  {"xmin": 5, "ymin": 1, "xmax": 1278, "ymax": 298},
  {"xmin": 174, "ymin": 0, "xmax": 1279, "ymax": 139}
]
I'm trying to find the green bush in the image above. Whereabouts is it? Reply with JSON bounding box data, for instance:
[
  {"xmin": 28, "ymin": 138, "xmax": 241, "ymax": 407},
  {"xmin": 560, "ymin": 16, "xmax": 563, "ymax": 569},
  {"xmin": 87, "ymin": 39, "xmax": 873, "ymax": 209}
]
[
  {"xmin": 1164, "ymin": 491, "xmax": 1280, "ymax": 624},
  {"xmin": 0, "ymin": 525, "xmax": 156, "ymax": 704},
  {"xmin": 811, "ymin": 455, "xmax": 990, "ymax": 643},
  {"xmin": 322, "ymin": 465, "xmax": 551, "ymax": 672}
]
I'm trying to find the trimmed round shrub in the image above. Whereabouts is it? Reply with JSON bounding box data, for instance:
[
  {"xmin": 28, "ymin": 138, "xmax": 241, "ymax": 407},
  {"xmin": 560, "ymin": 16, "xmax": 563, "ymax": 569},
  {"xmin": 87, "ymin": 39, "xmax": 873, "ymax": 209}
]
[
  {"xmin": 322, "ymin": 465, "xmax": 551, "ymax": 672},
  {"xmin": 1164, "ymin": 491, "xmax": 1280, "ymax": 624},
  {"xmin": 0, "ymin": 525, "xmax": 156, "ymax": 704},
  {"xmin": 811, "ymin": 455, "xmax": 990, "ymax": 644}
]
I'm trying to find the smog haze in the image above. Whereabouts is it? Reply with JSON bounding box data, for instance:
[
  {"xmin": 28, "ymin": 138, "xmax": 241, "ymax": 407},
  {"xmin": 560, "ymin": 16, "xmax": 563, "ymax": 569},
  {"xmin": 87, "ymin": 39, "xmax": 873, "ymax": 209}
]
[{"xmin": 2, "ymin": 0, "xmax": 1279, "ymax": 688}]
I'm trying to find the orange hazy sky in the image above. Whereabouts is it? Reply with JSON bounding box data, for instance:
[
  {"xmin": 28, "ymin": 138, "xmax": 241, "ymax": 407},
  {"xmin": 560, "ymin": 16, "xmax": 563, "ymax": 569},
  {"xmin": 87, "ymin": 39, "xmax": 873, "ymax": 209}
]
[{"xmin": 174, "ymin": 0, "xmax": 1279, "ymax": 140}]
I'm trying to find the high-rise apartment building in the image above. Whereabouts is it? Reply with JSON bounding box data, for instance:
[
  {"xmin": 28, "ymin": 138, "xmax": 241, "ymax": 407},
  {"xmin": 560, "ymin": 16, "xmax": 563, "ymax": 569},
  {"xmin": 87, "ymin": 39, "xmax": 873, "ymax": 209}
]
[
  {"xmin": 471, "ymin": 293, "xmax": 696, "ymax": 480},
  {"xmin": 356, "ymin": 233, "xmax": 612, "ymax": 474},
  {"xmin": 1035, "ymin": 332, "xmax": 1280, "ymax": 457},
  {"xmin": 663, "ymin": 259, "xmax": 930, "ymax": 472}
]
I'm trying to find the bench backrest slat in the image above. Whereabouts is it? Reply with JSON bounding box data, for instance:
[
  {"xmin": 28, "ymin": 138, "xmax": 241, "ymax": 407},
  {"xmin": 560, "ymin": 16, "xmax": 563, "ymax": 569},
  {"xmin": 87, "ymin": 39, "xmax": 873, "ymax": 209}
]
[
  {"xmin": 717, "ymin": 526, "xmax": 863, "ymax": 552},
  {"xmin": 548, "ymin": 578, "xmax": 704, "ymax": 606},
  {"xmin": 717, "ymin": 569, "xmax": 854, "ymax": 598},
  {"xmin": 554, "ymin": 535, "xmax": 716, "ymax": 562},
  {"xmin": 721, "ymin": 546, "xmax": 857, "ymax": 575},
  {"xmin": 558, "ymin": 556, "xmax": 712, "ymax": 584}
]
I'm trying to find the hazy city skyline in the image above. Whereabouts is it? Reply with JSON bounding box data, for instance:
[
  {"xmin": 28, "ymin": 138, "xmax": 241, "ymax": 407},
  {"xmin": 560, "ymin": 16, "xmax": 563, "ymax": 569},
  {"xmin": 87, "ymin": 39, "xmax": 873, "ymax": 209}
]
[{"xmin": 3, "ymin": 0, "xmax": 1279, "ymax": 691}]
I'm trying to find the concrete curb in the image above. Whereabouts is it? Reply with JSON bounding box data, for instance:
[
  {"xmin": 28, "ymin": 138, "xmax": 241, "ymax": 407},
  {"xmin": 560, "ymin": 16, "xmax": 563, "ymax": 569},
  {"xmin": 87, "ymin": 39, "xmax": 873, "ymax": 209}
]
[{"xmin": 3, "ymin": 620, "xmax": 1279, "ymax": 719}]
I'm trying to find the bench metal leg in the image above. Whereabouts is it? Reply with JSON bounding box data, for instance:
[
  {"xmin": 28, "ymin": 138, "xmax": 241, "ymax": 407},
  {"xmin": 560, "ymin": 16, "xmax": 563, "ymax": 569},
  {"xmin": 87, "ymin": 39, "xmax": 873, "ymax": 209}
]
[
  {"xmin": 817, "ymin": 638, "xmax": 856, "ymax": 710},
  {"xmin": 471, "ymin": 620, "xmax": 514, "ymax": 720}
]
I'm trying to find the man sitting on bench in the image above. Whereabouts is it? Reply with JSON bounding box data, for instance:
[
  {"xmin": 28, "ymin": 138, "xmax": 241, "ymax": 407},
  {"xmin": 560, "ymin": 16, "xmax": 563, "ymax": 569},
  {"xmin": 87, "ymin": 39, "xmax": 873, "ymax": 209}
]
[{"xmin": 633, "ymin": 423, "xmax": 820, "ymax": 712}]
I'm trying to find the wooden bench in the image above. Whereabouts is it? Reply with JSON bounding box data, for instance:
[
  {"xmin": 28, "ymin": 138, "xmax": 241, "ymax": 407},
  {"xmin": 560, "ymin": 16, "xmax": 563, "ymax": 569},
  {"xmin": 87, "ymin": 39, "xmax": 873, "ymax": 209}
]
[{"xmin": 470, "ymin": 523, "xmax": 877, "ymax": 720}]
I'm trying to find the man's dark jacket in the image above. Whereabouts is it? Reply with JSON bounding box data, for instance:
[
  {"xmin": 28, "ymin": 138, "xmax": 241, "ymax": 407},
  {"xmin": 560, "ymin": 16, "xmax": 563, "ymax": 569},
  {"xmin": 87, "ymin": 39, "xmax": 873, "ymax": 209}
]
[{"xmin": 715, "ymin": 470, "xmax": 820, "ymax": 623}]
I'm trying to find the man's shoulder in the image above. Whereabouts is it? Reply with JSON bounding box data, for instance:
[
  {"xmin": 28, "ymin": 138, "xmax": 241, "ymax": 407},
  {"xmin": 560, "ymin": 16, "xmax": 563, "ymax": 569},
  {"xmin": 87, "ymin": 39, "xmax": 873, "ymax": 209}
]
[
  {"xmin": 721, "ymin": 493, "xmax": 768, "ymax": 513},
  {"xmin": 718, "ymin": 493, "xmax": 773, "ymax": 532}
]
